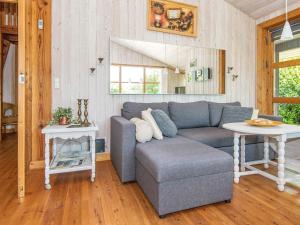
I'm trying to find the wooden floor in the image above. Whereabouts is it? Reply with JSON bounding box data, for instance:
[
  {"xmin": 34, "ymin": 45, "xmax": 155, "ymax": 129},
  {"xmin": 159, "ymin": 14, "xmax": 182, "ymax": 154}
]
[{"xmin": 1, "ymin": 135, "xmax": 300, "ymax": 225}]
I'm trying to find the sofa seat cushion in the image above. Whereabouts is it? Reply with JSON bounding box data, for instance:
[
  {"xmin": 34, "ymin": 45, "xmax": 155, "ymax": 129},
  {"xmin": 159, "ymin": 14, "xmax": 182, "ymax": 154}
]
[
  {"xmin": 177, "ymin": 127, "xmax": 263, "ymax": 148},
  {"xmin": 135, "ymin": 136, "xmax": 233, "ymax": 183}
]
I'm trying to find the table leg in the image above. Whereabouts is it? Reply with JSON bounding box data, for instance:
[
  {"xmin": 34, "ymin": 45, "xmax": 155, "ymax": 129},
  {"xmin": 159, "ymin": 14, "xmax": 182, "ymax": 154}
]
[
  {"xmin": 241, "ymin": 135, "xmax": 246, "ymax": 172},
  {"xmin": 45, "ymin": 137, "xmax": 51, "ymax": 190},
  {"xmin": 90, "ymin": 136, "xmax": 96, "ymax": 182},
  {"xmin": 53, "ymin": 138, "xmax": 57, "ymax": 157},
  {"xmin": 234, "ymin": 133, "xmax": 240, "ymax": 183},
  {"xmin": 264, "ymin": 136, "xmax": 269, "ymax": 169},
  {"xmin": 276, "ymin": 135, "xmax": 286, "ymax": 192}
]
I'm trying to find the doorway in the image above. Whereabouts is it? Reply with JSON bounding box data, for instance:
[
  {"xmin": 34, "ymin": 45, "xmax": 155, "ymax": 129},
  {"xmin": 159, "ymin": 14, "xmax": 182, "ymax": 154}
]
[
  {"xmin": 0, "ymin": 1, "xmax": 20, "ymax": 194},
  {"xmin": 1, "ymin": 33, "xmax": 18, "ymax": 139},
  {"xmin": 256, "ymin": 8, "xmax": 300, "ymax": 188}
]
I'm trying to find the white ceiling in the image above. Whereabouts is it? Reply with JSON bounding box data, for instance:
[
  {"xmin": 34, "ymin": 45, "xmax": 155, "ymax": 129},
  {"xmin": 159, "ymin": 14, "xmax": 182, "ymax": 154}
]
[{"xmin": 225, "ymin": 0, "xmax": 300, "ymax": 19}]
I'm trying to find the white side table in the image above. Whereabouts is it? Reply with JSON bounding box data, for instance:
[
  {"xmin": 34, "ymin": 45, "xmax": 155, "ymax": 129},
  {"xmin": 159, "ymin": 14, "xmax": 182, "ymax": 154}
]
[
  {"xmin": 223, "ymin": 122, "xmax": 300, "ymax": 191},
  {"xmin": 41, "ymin": 122, "xmax": 99, "ymax": 190}
]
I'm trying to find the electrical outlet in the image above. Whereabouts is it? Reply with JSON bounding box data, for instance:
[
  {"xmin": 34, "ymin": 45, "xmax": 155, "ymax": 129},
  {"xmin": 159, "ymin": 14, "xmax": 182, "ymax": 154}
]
[{"xmin": 54, "ymin": 78, "xmax": 60, "ymax": 89}]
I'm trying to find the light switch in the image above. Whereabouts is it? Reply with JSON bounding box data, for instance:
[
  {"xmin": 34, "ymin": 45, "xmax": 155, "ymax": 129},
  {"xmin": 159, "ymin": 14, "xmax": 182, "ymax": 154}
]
[
  {"xmin": 38, "ymin": 19, "xmax": 44, "ymax": 30},
  {"xmin": 54, "ymin": 78, "xmax": 60, "ymax": 89}
]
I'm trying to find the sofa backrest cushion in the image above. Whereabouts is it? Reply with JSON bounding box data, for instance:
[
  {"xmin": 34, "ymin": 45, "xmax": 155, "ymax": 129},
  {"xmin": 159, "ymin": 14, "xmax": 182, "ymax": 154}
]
[
  {"xmin": 122, "ymin": 102, "xmax": 169, "ymax": 120},
  {"xmin": 209, "ymin": 101, "xmax": 241, "ymax": 127},
  {"xmin": 219, "ymin": 106, "xmax": 253, "ymax": 128},
  {"xmin": 168, "ymin": 101, "xmax": 210, "ymax": 129}
]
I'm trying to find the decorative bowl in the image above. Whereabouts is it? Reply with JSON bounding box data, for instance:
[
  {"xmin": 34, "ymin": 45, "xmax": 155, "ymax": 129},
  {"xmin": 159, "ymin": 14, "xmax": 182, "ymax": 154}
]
[{"xmin": 245, "ymin": 119, "xmax": 283, "ymax": 127}]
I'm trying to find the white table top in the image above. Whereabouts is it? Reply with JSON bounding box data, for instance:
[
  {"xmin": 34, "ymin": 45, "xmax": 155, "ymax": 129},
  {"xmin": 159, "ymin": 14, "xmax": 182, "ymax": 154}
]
[
  {"xmin": 223, "ymin": 122, "xmax": 300, "ymax": 136},
  {"xmin": 42, "ymin": 122, "xmax": 98, "ymax": 134}
]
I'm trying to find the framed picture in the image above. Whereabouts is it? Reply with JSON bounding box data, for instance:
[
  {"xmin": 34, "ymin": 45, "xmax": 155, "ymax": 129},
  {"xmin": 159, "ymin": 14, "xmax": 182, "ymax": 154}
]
[{"xmin": 147, "ymin": 0, "xmax": 198, "ymax": 37}]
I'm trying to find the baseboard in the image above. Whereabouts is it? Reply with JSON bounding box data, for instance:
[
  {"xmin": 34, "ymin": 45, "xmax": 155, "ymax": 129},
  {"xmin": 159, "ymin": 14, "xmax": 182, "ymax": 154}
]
[
  {"xmin": 29, "ymin": 152, "xmax": 111, "ymax": 170},
  {"xmin": 96, "ymin": 152, "xmax": 111, "ymax": 161}
]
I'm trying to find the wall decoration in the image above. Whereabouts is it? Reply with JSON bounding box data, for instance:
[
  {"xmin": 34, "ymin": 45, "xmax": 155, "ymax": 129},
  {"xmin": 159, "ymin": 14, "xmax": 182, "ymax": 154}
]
[{"xmin": 147, "ymin": 0, "xmax": 197, "ymax": 37}]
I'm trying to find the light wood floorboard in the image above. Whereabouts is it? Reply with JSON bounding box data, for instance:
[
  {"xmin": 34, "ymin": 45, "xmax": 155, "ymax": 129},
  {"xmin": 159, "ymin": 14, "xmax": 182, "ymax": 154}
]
[{"xmin": 0, "ymin": 134, "xmax": 300, "ymax": 225}]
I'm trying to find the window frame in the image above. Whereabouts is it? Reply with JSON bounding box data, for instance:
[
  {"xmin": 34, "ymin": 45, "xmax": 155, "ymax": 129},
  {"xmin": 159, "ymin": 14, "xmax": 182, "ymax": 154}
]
[
  {"xmin": 110, "ymin": 63, "xmax": 164, "ymax": 94},
  {"xmin": 256, "ymin": 9, "xmax": 300, "ymax": 114}
]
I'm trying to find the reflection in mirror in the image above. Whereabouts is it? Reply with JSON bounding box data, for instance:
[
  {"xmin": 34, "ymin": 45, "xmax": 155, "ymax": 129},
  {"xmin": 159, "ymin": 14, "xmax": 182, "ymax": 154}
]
[{"xmin": 110, "ymin": 37, "xmax": 225, "ymax": 95}]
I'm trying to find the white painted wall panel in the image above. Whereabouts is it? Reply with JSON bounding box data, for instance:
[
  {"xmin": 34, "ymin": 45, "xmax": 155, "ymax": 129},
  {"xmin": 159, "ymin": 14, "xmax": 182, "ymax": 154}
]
[{"xmin": 52, "ymin": 0, "xmax": 256, "ymax": 150}]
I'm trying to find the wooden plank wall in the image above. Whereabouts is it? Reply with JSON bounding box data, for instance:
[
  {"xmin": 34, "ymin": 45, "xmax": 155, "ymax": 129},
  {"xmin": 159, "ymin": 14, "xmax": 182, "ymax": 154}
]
[
  {"xmin": 51, "ymin": 0, "xmax": 256, "ymax": 152},
  {"xmin": 27, "ymin": 0, "xmax": 52, "ymax": 162}
]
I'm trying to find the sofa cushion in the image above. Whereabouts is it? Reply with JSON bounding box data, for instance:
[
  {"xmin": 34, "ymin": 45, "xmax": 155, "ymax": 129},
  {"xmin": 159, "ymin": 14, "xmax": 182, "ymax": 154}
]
[
  {"xmin": 130, "ymin": 118, "xmax": 153, "ymax": 143},
  {"xmin": 135, "ymin": 136, "xmax": 233, "ymax": 183},
  {"xmin": 151, "ymin": 109, "xmax": 177, "ymax": 137},
  {"xmin": 219, "ymin": 106, "xmax": 253, "ymax": 128},
  {"xmin": 177, "ymin": 127, "xmax": 263, "ymax": 148},
  {"xmin": 122, "ymin": 102, "xmax": 169, "ymax": 120},
  {"xmin": 168, "ymin": 101, "xmax": 210, "ymax": 129},
  {"xmin": 142, "ymin": 108, "xmax": 163, "ymax": 140},
  {"xmin": 208, "ymin": 102, "xmax": 241, "ymax": 127}
]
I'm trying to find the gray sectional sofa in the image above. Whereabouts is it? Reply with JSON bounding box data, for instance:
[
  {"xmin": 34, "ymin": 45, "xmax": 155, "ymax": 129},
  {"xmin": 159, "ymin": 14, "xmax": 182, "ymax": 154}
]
[{"xmin": 110, "ymin": 101, "xmax": 279, "ymax": 217}]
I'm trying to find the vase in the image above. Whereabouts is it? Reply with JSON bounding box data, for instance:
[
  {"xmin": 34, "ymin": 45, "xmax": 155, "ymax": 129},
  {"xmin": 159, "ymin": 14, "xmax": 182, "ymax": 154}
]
[{"xmin": 59, "ymin": 116, "xmax": 69, "ymax": 125}]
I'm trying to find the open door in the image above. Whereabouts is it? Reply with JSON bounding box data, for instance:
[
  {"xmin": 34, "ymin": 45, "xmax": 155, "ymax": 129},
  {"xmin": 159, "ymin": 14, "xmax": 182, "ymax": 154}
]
[{"xmin": 18, "ymin": 0, "xmax": 26, "ymax": 198}]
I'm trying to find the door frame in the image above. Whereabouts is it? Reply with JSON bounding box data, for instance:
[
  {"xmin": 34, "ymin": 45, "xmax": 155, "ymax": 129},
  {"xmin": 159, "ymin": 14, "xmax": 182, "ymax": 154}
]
[
  {"xmin": 18, "ymin": 0, "xmax": 26, "ymax": 198},
  {"xmin": 256, "ymin": 8, "xmax": 300, "ymax": 115}
]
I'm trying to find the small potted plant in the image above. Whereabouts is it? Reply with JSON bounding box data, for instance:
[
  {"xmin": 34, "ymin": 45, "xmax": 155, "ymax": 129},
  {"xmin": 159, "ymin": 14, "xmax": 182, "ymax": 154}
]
[{"xmin": 50, "ymin": 107, "xmax": 73, "ymax": 125}]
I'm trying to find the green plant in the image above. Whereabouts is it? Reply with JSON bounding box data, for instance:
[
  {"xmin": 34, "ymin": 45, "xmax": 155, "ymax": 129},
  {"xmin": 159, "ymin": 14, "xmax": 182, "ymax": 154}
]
[
  {"xmin": 277, "ymin": 65, "xmax": 300, "ymax": 125},
  {"xmin": 49, "ymin": 107, "xmax": 73, "ymax": 125}
]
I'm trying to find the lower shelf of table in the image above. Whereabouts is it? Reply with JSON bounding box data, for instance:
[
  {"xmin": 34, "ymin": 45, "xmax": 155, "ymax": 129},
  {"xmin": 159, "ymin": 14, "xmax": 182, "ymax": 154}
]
[{"xmin": 49, "ymin": 151, "xmax": 93, "ymax": 174}]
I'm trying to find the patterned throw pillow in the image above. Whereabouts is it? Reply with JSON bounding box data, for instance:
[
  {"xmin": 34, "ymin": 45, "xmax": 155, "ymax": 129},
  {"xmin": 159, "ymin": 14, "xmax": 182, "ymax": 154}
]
[
  {"xmin": 151, "ymin": 109, "xmax": 177, "ymax": 138},
  {"xmin": 141, "ymin": 108, "xmax": 163, "ymax": 140},
  {"xmin": 219, "ymin": 106, "xmax": 253, "ymax": 128}
]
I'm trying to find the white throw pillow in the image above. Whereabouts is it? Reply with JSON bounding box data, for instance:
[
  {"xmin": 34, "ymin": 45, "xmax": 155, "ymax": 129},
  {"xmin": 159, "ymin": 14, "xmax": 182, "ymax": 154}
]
[
  {"xmin": 130, "ymin": 118, "xmax": 153, "ymax": 143},
  {"xmin": 251, "ymin": 109, "xmax": 259, "ymax": 120},
  {"xmin": 142, "ymin": 108, "xmax": 163, "ymax": 140}
]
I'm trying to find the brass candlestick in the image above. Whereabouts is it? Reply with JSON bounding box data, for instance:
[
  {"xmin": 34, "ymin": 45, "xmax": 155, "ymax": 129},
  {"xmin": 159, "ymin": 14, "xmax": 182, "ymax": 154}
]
[
  {"xmin": 83, "ymin": 99, "xmax": 90, "ymax": 127},
  {"xmin": 77, "ymin": 99, "xmax": 83, "ymax": 124}
]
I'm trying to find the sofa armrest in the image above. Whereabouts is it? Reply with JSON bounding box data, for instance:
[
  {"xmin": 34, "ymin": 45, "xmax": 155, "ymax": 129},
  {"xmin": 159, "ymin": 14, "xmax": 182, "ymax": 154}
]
[
  {"xmin": 258, "ymin": 114, "xmax": 282, "ymax": 122},
  {"xmin": 110, "ymin": 116, "xmax": 136, "ymax": 182}
]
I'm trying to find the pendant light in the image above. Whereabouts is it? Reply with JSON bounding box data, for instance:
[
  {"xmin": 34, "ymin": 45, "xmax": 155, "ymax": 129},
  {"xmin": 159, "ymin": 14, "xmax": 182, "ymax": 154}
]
[{"xmin": 280, "ymin": 0, "xmax": 293, "ymax": 40}]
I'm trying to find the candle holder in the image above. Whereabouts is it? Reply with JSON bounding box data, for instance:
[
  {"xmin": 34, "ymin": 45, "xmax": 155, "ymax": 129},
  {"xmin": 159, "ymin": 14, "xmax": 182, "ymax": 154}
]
[
  {"xmin": 77, "ymin": 99, "xmax": 83, "ymax": 125},
  {"xmin": 83, "ymin": 99, "xmax": 91, "ymax": 127}
]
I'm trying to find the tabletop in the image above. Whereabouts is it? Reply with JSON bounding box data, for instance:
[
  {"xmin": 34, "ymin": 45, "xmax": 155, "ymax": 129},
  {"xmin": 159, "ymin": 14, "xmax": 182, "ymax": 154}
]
[
  {"xmin": 223, "ymin": 122, "xmax": 300, "ymax": 136},
  {"xmin": 42, "ymin": 122, "xmax": 98, "ymax": 134}
]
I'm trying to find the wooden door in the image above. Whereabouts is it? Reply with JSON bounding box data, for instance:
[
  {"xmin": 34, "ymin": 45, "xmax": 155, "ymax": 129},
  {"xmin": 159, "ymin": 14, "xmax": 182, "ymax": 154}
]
[{"xmin": 18, "ymin": 0, "xmax": 26, "ymax": 198}]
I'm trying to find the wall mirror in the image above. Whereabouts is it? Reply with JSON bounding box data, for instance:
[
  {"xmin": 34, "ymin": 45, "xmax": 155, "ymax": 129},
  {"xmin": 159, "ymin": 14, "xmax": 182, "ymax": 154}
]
[{"xmin": 110, "ymin": 37, "xmax": 226, "ymax": 95}]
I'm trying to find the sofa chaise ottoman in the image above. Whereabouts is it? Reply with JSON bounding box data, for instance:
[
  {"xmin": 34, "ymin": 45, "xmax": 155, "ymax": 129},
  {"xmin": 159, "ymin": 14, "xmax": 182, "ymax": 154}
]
[{"xmin": 135, "ymin": 136, "xmax": 233, "ymax": 216}]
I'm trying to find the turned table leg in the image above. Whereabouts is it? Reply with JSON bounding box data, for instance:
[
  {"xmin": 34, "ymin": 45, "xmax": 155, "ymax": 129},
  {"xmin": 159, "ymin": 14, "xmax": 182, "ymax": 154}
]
[
  {"xmin": 90, "ymin": 136, "xmax": 96, "ymax": 182},
  {"xmin": 234, "ymin": 133, "xmax": 240, "ymax": 183},
  {"xmin": 264, "ymin": 136, "xmax": 269, "ymax": 169},
  {"xmin": 45, "ymin": 137, "xmax": 51, "ymax": 190},
  {"xmin": 240, "ymin": 135, "xmax": 246, "ymax": 172},
  {"xmin": 276, "ymin": 135, "xmax": 286, "ymax": 192}
]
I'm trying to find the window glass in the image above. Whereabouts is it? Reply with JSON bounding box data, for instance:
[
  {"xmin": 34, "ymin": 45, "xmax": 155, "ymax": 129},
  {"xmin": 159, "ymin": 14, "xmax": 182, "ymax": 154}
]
[
  {"xmin": 278, "ymin": 48, "xmax": 300, "ymax": 62},
  {"xmin": 121, "ymin": 83, "xmax": 143, "ymax": 94},
  {"xmin": 274, "ymin": 66, "xmax": 300, "ymax": 97},
  {"xmin": 110, "ymin": 65, "xmax": 120, "ymax": 82},
  {"xmin": 110, "ymin": 65, "xmax": 163, "ymax": 94},
  {"xmin": 274, "ymin": 103, "xmax": 300, "ymax": 125},
  {"xmin": 110, "ymin": 83, "xmax": 120, "ymax": 94},
  {"xmin": 121, "ymin": 66, "xmax": 144, "ymax": 83}
]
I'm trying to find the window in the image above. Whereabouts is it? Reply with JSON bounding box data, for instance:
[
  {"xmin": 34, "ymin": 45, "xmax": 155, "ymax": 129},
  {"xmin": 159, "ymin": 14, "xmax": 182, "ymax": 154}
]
[
  {"xmin": 273, "ymin": 36, "xmax": 300, "ymax": 124},
  {"xmin": 110, "ymin": 64, "xmax": 163, "ymax": 94}
]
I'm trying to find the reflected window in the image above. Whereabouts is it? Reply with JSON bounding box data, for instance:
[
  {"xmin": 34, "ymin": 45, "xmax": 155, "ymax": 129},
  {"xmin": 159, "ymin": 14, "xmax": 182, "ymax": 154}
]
[{"xmin": 110, "ymin": 65, "xmax": 163, "ymax": 94}]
